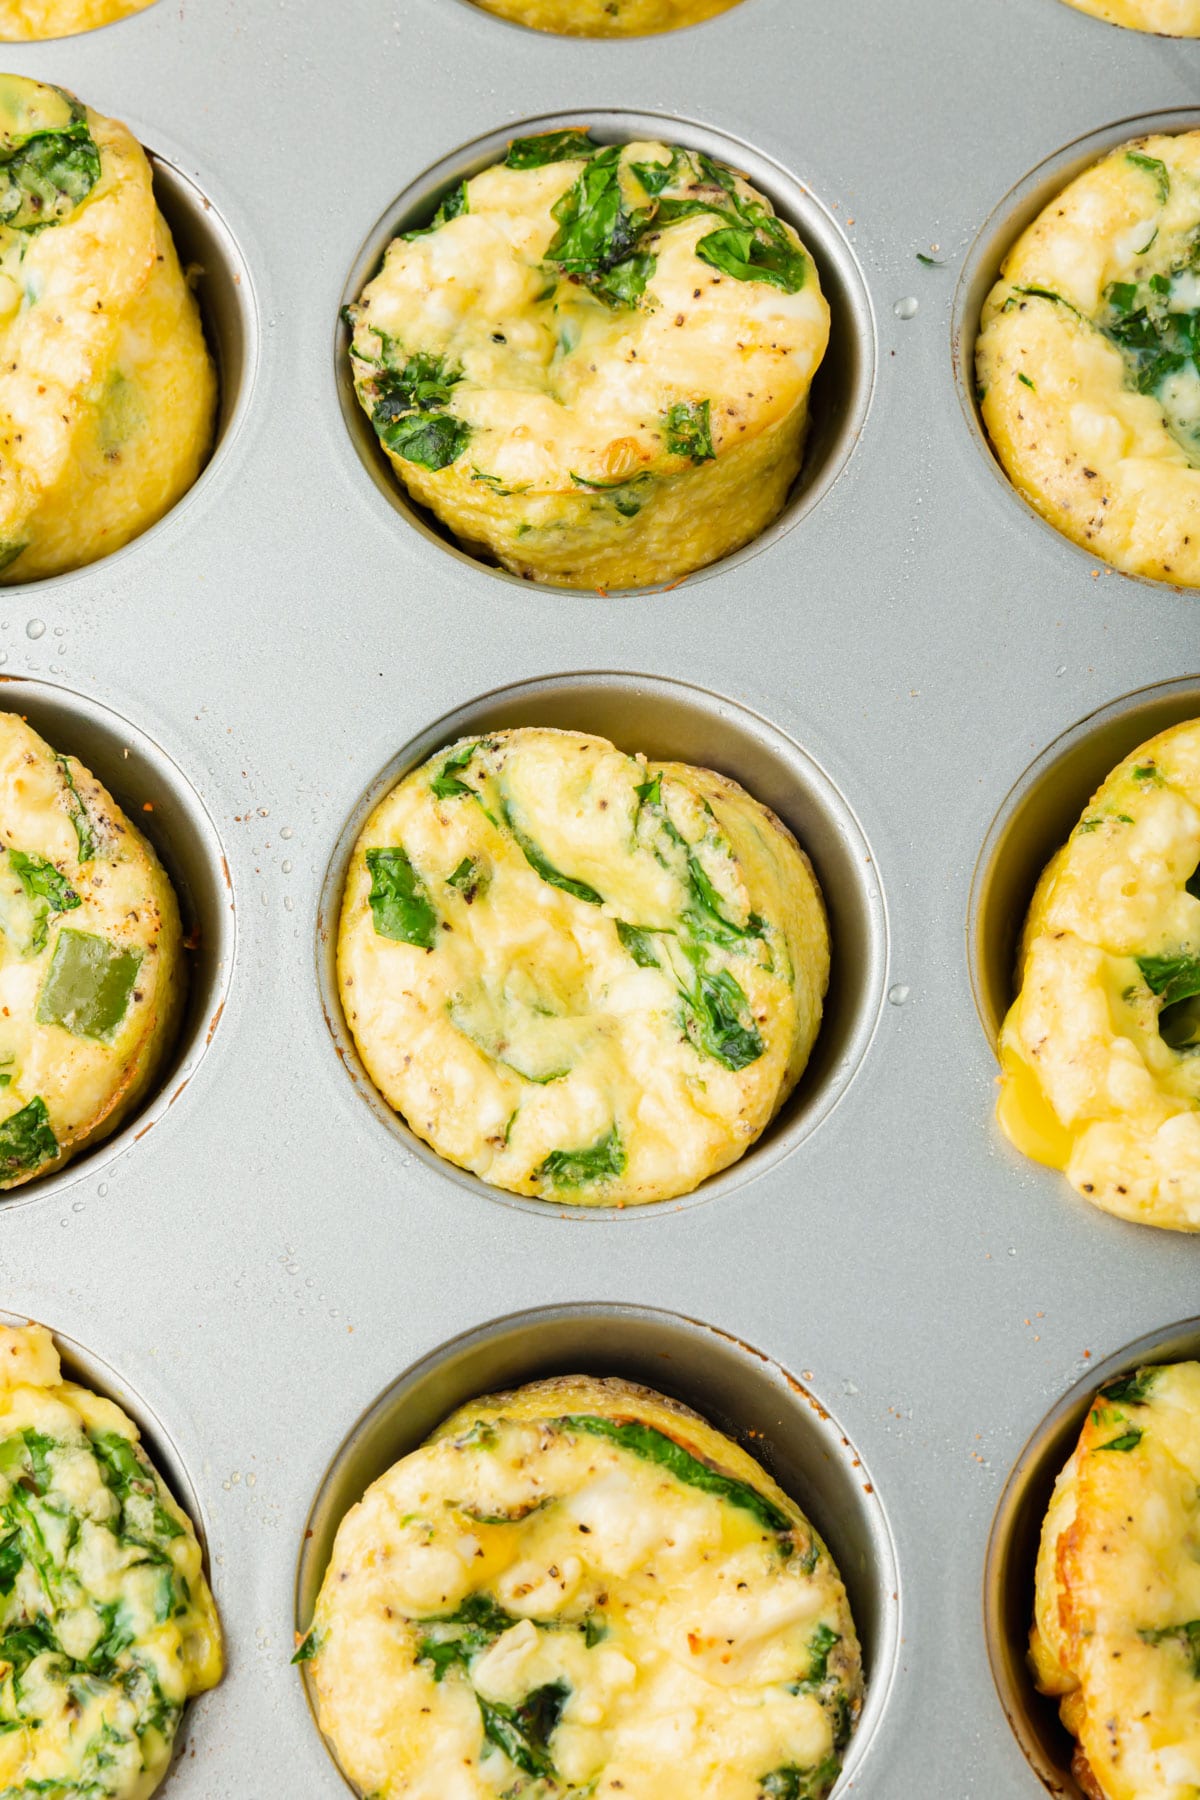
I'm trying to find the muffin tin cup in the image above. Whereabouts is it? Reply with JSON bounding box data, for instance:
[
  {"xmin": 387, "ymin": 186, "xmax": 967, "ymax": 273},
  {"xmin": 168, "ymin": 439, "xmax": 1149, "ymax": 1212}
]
[
  {"xmin": 0, "ymin": 675, "xmax": 235, "ymax": 1208},
  {"xmin": 316, "ymin": 669, "xmax": 888, "ymax": 1219},
  {"xmin": 335, "ymin": 106, "xmax": 875, "ymax": 595},
  {"xmin": 296, "ymin": 1302, "xmax": 901, "ymax": 1796}
]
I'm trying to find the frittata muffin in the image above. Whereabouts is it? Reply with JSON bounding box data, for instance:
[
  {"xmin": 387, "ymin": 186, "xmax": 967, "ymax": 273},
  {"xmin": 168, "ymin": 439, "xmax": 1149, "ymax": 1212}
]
[
  {"xmin": 1032, "ymin": 1361, "xmax": 1200, "ymax": 1800},
  {"xmin": 468, "ymin": 0, "xmax": 741, "ymax": 34},
  {"xmin": 976, "ymin": 133, "xmax": 1200, "ymax": 583},
  {"xmin": 1058, "ymin": 0, "xmax": 1200, "ymax": 31},
  {"xmin": 336, "ymin": 727, "xmax": 829, "ymax": 1206},
  {"xmin": 0, "ymin": 1320, "xmax": 222, "ymax": 1796},
  {"xmin": 301, "ymin": 1375, "xmax": 861, "ymax": 1800},
  {"xmin": 0, "ymin": 712, "xmax": 184, "ymax": 1192},
  {"xmin": 346, "ymin": 129, "xmax": 829, "ymax": 589},
  {"xmin": 997, "ymin": 719, "xmax": 1200, "ymax": 1231},
  {"xmin": 0, "ymin": 75, "xmax": 215, "ymax": 581},
  {"xmin": 0, "ymin": 0, "xmax": 155, "ymax": 40}
]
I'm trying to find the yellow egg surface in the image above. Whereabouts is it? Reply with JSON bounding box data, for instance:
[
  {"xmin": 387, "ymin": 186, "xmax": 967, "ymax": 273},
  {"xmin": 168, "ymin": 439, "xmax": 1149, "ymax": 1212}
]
[
  {"xmin": 0, "ymin": 1321, "xmax": 222, "ymax": 1797},
  {"xmin": 0, "ymin": 712, "xmax": 184, "ymax": 1192},
  {"xmin": 0, "ymin": 0, "xmax": 156, "ymax": 41},
  {"xmin": 995, "ymin": 719, "xmax": 1200, "ymax": 1231},
  {"xmin": 346, "ymin": 130, "xmax": 829, "ymax": 589},
  {"xmin": 976, "ymin": 133, "xmax": 1200, "ymax": 584},
  {"xmin": 1058, "ymin": 0, "xmax": 1200, "ymax": 31},
  {"xmin": 468, "ymin": 0, "xmax": 742, "ymax": 35},
  {"xmin": 0, "ymin": 75, "xmax": 215, "ymax": 583},
  {"xmin": 303, "ymin": 1375, "xmax": 862, "ymax": 1800},
  {"xmin": 1030, "ymin": 1361, "xmax": 1200, "ymax": 1800},
  {"xmin": 336, "ymin": 727, "xmax": 829, "ymax": 1206}
]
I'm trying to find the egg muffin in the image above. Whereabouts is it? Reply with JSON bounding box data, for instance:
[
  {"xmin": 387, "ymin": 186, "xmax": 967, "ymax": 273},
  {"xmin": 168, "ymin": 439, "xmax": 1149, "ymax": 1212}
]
[
  {"xmin": 0, "ymin": 1320, "xmax": 222, "ymax": 1797},
  {"xmin": 468, "ymin": 0, "xmax": 742, "ymax": 35},
  {"xmin": 0, "ymin": 0, "xmax": 156, "ymax": 40},
  {"xmin": 976, "ymin": 133, "xmax": 1200, "ymax": 584},
  {"xmin": 1058, "ymin": 0, "xmax": 1200, "ymax": 32},
  {"xmin": 0, "ymin": 75, "xmax": 215, "ymax": 582},
  {"xmin": 301, "ymin": 1374, "xmax": 862, "ymax": 1800},
  {"xmin": 1031, "ymin": 1361, "xmax": 1200, "ymax": 1800},
  {"xmin": 0, "ymin": 712, "xmax": 184, "ymax": 1192},
  {"xmin": 346, "ymin": 129, "xmax": 829, "ymax": 589},
  {"xmin": 336, "ymin": 727, "xmax": 828, "ymax": 1206},
  {"xmin": 994, "ymin": 719, "xmax": 1200, "ymax": 1231}
]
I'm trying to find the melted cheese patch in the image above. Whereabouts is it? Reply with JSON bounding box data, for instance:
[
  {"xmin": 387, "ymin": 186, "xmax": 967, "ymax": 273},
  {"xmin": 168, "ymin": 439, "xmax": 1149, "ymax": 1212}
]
[
  {"xmin": 1059, "ymin": 0, "xmax": 1200, "ymax": 30},
  {"xmin": 1032, "ymin": 1362, "xmax": 1200, "ymax": 1800},
  {"xmin": 0, "ymin": 712, "xmax": 184, "ymax": 1191},
  {"xmin": 468, "ymin": 0, "xmax": 742, "ymax": 33},
  {"xmin": 0, "ymin": 1322, "xmax": 221, "ymax": 1798},
  {"xmin": 347, "ymin": 134, "xmax": 829, "ymax": 589},
  {"xmin": 337, "ymin": 727, "xmax": 828, "ymax": 1206},
  {"xmin": 306, "ymin": 1376, "xmax": 861, "ymax": 1800},
  {"xmin": 976, "ymin": 132, "xmax": 1200, "ymax": 584},
  {"xmin": 0, "ymin": 0, "xmax": 155, "ymax": 38},
  {"xmin": 996, "ymin": 719, "xmax": 1200, "ymax": 1231},
  {"xmin": 0, "ymin": 76, "xmax": 214, "ymax": 582}
]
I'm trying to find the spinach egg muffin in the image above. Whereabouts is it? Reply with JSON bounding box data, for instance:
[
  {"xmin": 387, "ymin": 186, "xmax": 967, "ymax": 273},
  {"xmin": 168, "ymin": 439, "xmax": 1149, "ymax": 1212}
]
[
  {"xmin": 1032, "ymin": 1361, "xmax": 1200, "ymax": 1800},
  {"xmin": 0, "ymin": 712, "xmax": 184, "ymax": 1192},
  {"xmin": 0, "ymin": 1320, "xmax": 222, "ymax": 1796},
  {"xmin": 1058, "ymin": 0, "xmax": 1200, "ymax": 30},
  {"xmin": 336, "ymin": 727, "xmax": 828, "ymax": 1206},
  {"xmin": 996, "ymin": 720, "xmax": 1200, "ymax": 1231},
  {"xmin": 467, "ymin": 0, "xmax": 742, "ymax": 35},
  {"xmin": 346, "ymin": 129, "xmax": 829, "ymax": 589},
  {"xmin": 0, "ymin": 0, "xmax": 155, "ymax": 39},
  {"xmin": 301, "ymin": 1375, "xmax": 862, "ymax": 1800},
  {"xmin": 976, "ymin": 133, "xmax": 1200, "ymax": 583},
  {"xmin": 0, "ymin": 75, "xmax": 215, "ymax": 582}
]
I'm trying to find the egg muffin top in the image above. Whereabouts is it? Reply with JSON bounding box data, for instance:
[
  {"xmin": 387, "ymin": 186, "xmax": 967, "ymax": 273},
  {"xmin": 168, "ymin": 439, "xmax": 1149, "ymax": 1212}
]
[
  {"xmin": 303, "ymin": 1375, "xmax": 861, "ymax": 1800},
  {"xmin": 0, "ymin": 0, "xmax": 155, "ymax": 40},
  {"xmin": 467, "ymin": 0, "xmax": 743, "ymax": 35},
  {"xmin": 1058, "ymin": 0, "xmax": 1200, "ymax": 33}
]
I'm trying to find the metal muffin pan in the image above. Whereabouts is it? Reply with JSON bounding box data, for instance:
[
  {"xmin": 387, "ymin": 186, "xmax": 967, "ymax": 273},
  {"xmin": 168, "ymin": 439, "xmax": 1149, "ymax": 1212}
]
[{"xmin": 2, "ymin": 0, "xmax": 1200, "ymax": 1793}]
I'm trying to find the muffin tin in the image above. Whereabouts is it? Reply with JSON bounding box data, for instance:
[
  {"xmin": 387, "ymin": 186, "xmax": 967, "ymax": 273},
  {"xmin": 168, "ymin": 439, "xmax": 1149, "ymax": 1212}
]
[{"xmin": 3, "ymin": 0, "xmax": 1200, "ymax": 1793}]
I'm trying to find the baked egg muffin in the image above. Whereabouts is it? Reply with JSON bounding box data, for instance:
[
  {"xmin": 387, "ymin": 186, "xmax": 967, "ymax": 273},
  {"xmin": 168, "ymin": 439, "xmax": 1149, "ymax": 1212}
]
[
  {"xmin": 0, "ymin": 0, "xmax": 156, "ymax": 40},
  {"xmin": 467, "ymin": 0, "xmax": 742, "ymax": 35},
  {"xmin": 996, "ymin": 719, "xmax": 1200, "ymax": 1231},
  {"xmin": 300, "ymin": 1374, "xmax": 862, "ymax": 1800},
  {"xmin": 0, "ymin": 75, "xmax": 215, "ymax": 582},
  {"xmin": 336, "ymin": 727, "xmax": 828, "ymax": 1206},
  {"xmin": 346, "ymin": 129, "xmax": 829, "ymax": 589},
  {"xmin": 0, "ymin": 711, "xmax": 184, "ymax": 1192},
  {"xmin": 0, "ymin": 1320, "xmax": 222, "ymax": 1797},
  {"xmin": 976, "ymin": 132, "xmax": 1200, "ymax": 584},
  {"xmin": 1058, "ymin": 0, "xmax": 1200, "ymax": 31},
  {"xmin": 1031, "ymin": 1361, "xmax": 1200, "ymax": 1800}
]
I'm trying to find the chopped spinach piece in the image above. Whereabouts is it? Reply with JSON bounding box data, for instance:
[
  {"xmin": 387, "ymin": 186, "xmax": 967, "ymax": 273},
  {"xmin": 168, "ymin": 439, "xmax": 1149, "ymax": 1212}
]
[
  {"xmin": 55, "ymin": 756, "xmax": 97, "ymax": 862},
  {"xmin": 0, "ymin": 1095, "xmax": 56, "ymax": 1179},
  {"xmin": 403, "ymin": 180, "xmax": 468, "ymax": 240},
  {"xmin": 378, "ymin": 410, "xmax": 471, "ymax": 471},
  {"xmin": 372, "ymin": 350, "xmax": 463, "ymax": 419},
  {"xmin": 758, "ymin": 1759, "xmax": 842, "ymax": 1800},
  {"xmin": 477, "ymin": 1680, "xmax": 568, "ymax": 1779},
  {"xmin": 416, "ymin": 1593, "xmax": 522, "ymax": 1681},
  {"xmin": 503, "ymin": 805, "xmax": 603, "ymax": 905},
  {"xmin": 291, "ymin": 1629, "xmax": 322, "ymax": 1664},
  {"xmin": 664, "ymin": 398, "xmax": 715, "ymax": 462},
  {"xmin": 681, "ymin": 966, "xmax": 764, "ymax": 1071},
  {"xmin": 916, "ymin": 252, "xmax": 943, "ymax": 267},
  {"xmin": 695, "ymin": 213, "xmax": 807, "ymax": 293},
  {"xmin": 1101, "ymin": 1368, "xmax": 1158, "ymax": 1407},
  {"xmin": 616, "ymin": 921, "xmax": 661, "ymax": 968},
  {"xmin": 506, "ymin": 128, "xmax": 597, "ymax": 169},
  {"xmin": 365, "ymin": 847, "xmax": 438, "ymax": 949},
  {"xmin": 35, "ymin": 929, "xmax": 142, "ymax": 1043},
  {"xmin": 0, "ymin": 1530, "xmax": 21, "ymax": 1595},
  {"xmin": 1011, "ymin": 284, "xmax": 1082, "ymax": 316},
  {"xmin": 1140, "ymin": 1618, "xmax": 1200, "ymax": 1676},
  {"xmin": 555, "ymin": 1415, "xmax": 794, "ymax": 1536},
  {"xmin": 1135, "ymin": 951, "xmax": 1200, "ymax": 1007},
  {"xmin": 1017, "ymin": 372, "xmax": 1035, "ymax": 390},
  {"xmin": 545, "ymin": 144, "xmax": 656, "ymax": 308},
  {"xmin": 432, "ymin": 741, "xmax": 485, "ymax": 801},
  {"xmin": 446, "ymin": 856, "xmax": 486, "ymax": 903},
  {"xmin": 7, "ymin": 849, "xmax": 80, "ymax": 952},
  {"xmin": 0, "ymin": 1614, "xmax": 57, "ymax": 1677},
  {"xmin": 795, "ymin": 1622, "xmax": 840, "ymax": 1691},
  {"xmin": 584, "ymin": 1614, "xmax": 608, "ymax": 1648},
  {"xmin": 1127, "ymin": 150, "xmax": 1170, "ymax": 205},
  {"xmin": 365, "ymin": 348, "xmax": 470, "ymax": 471},
  {"xmin": 1097, "ymin": 1427, "xmax": 1143, "ymax": 1452},
  {"xmin": 534, "ymin": 1127, "xmax": 625, "ymax": 1189},
  {"xmin": 0, "ymin": 90, "xmax": 100, "ymax": 233}
]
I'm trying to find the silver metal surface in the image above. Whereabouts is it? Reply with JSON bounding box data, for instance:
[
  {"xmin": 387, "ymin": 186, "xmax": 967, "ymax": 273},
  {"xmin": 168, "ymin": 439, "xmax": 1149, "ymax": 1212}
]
[{"xmin": 0, "ymin": 0, "xmax": 1198, "ymax": 1793}]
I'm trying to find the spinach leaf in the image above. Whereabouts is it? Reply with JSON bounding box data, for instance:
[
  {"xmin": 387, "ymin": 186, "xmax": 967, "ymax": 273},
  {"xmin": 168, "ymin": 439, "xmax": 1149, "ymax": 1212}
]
[
  {"xmin": 1135, "ymin": 952, "xmax": 1200, "ymax": 1007},
  {"xmin": 373, "ymin": 350, "xmax": 463, "ymax": 420},
  {"xmin": 86, "ymin": 1599, "xmax": 134, "ymax": 1677},
  {"xmin": 1097, "ymin": 1427, "xmax": 1143, "ymax": 1452},
  {"xmin": 1127, "ymin": 150, "xmax": 1170, "ymax": 205},
  {"xmin": 1140, "ymin": 1619, "xmax": 1200, "ymax": 1677},
  {"xmin": 431, "ymin": 741, "xmax": 481, "ymax": 800},
  {"xmin": 664, "ymin": 399, "xmax": 715, "ymax": 462},
  {"xmin": 477, "ymin": 1680, "xmax": 568, "ymax": 1779},
  {"xmin": 1101, "ymin": 1368, "xmax": 1158, "ymax": 1407},
  {"xmin": 758, "ymin": 1760, "xmax": 842, "ymax": 1800},
  {"xmin": 90, "ymin": 1430, "xmax": 183, "ymax": 1544},
  {"xmin": 0, "ymin": 1096, "xmax": 56, "ymax": 1179},
  {"xmin": 506, "ymin": 129, "xmax": 596, "ymax": 169},
  {"xmin": 446, "ymin": 857, "xmax": 486, "ymax": 903},
  {"xmin": 681, "ymin": 967, "xmax": 764, "ymax": 1071},
  {"xmin": 533, "ymin": 1127, "xmax": 625, "ymax": 1189},
  {"xmin": 1010, "ymin": 284, "xmax": 1082, "ymax": 316},
  {"xmin": 0, "ymin": 92, "xmax": 100, "ymax": 233},
  {"xmin": 545, "ymin": 144, "xmax": 656, "ymax": 308},
  {"xmin": 795, "ymin": 1622, "xmax": 840, "ymax": 1691},
  {"xmin": 367, "ymin": 349, "xmax": 470, "ymax": 471},
  {"xmin": 615, "ymin": 921, "xmax": 661, "ymax": 968},
  {"xmin": 555, "ymin": 1415, "xmax": 793, "ymax": 1535},
  {"xmin": 403, "ymin": 180, "xmax": 468, "ymax": 240},
  {"xmin": 416, "ymin": 1593, "xmax": 522, "ymax": 1681},
  {"xmin": 378, "ymin": 411, "xmax": 471, "ymax": 472},
  {"xmin": 696, "ymin": 212, "xmax": 807, "ymax": 293},
  {"xmin": 631, "ymin": 152, "xmax": 683, "ymax": 194},
  {"xmin": 0, "ymin": 1615, "xmax": 57, "ymax": 1677},
  {"xmin": 55, "ymin": 756, "xmax": 97, "ymax": 862},
  {"xmin": 503, "ymin": 805, "xmax": 603, "ymax": 905},
  {"xmin": 365, "ymin": 847, "xmax": 438, "ymax": 950},
  {"xmin": 0, "ymin": 1530, "xmax": 21, "ymax": 1596},
  {"xmin": 291, "ymin": 1629, "xmax": 322, "ymax": 1665},
  {"xmin": 8, "ymin": 849, "xmax": 80, "ymax": 952}
]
